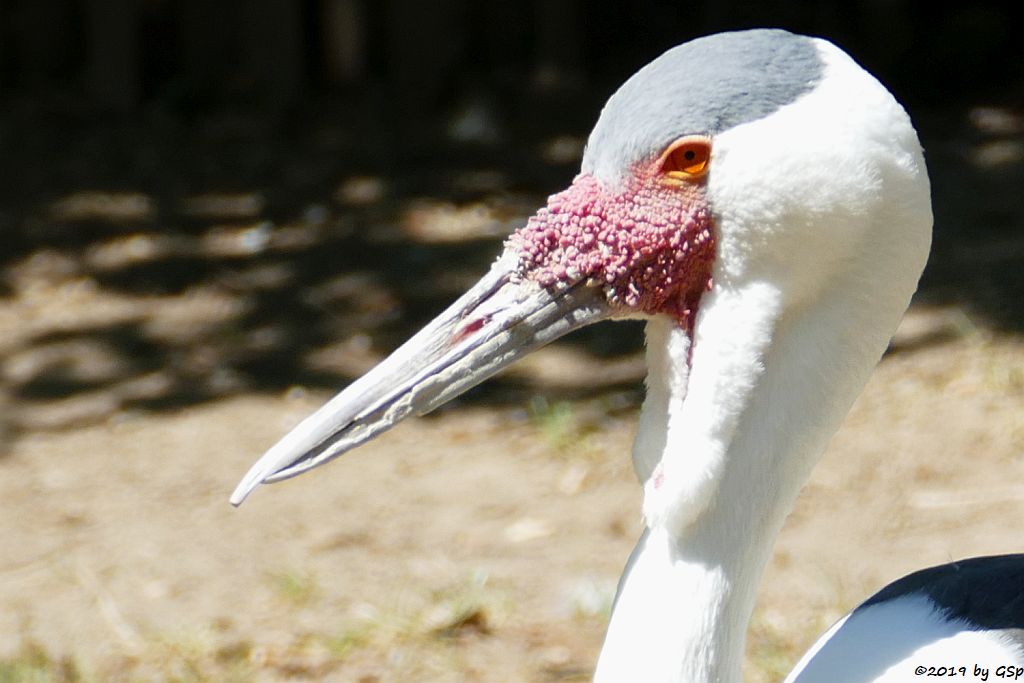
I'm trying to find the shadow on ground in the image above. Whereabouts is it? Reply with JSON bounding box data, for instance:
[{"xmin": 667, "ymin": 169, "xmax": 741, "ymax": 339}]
[{"xmin": 1, "ymin": 98, "xmax": 1021, "ymax": 439}]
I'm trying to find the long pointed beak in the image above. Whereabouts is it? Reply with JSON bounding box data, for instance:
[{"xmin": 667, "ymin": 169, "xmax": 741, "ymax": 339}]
[{"xmin": 230, "ymin": 252, "xmax": 612, "ymax": 505}]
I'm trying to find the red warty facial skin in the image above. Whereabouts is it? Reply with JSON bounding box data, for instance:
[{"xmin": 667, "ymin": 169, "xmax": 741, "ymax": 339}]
[{"xmin": 508, "ymin": 171, "xmax": 716, "ymax": 329}]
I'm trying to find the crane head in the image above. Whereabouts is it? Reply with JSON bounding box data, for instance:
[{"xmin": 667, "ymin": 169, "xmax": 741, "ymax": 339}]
[{"xmin": 231, "ymin": 29, "xmax": 931, "ymax": 505}]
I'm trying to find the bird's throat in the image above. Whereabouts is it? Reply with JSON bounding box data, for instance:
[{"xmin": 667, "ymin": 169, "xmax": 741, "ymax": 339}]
[
  {"xmin": 597, "ymin": 288, "xmax": 784, "ymax": 682},
  {"xmin": 600, "ymin": 243, "xmax": 922, "ymax": 681}
]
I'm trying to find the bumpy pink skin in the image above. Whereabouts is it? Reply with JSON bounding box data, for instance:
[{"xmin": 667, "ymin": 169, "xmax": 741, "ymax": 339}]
[{"xmin": 507, "ymin": 171, "xmax": 715, "ymax": 328}]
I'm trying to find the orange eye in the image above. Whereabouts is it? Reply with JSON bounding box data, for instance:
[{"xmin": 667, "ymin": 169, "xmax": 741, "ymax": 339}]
[{"xmin": 659, "ymin": 137, "xmax": 711, "ymax": 180}]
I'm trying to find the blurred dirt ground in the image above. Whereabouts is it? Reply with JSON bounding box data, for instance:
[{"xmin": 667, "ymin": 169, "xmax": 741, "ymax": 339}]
[{"xmin": 1, "ymin": 100, "xmax": 1023, "ymax": 681}]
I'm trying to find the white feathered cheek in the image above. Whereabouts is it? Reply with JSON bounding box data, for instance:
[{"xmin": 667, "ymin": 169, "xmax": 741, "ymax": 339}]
[{"xmin": 705, "ymin": 127, "xmax": 883, "ymax": 304}]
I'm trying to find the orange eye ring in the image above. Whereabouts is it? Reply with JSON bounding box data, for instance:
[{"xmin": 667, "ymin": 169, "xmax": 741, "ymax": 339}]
[{"xmin": 658, "ymin": 136, "xmax": 712, "ymax": 180}]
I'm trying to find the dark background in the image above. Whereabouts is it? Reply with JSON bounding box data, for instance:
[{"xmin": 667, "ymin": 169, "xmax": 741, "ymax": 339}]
[
  {"xmin": 3, "ymin": 1, "xmax": 1021, "ymax": 114},
  {"xmin": 1, "ymin": 0, "xmax": 1022, "ymax": 432}
]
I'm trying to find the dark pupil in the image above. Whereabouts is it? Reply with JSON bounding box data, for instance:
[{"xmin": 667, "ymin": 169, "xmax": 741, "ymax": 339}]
[{"xmin": 683, "ymin": 150, "xmax": 696, "ymax": 161}]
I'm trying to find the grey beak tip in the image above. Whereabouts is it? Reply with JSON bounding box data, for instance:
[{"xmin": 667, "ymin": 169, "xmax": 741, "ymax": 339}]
[{"xmin": 229, "ymin": 479, "xmax": 259, "ymax": 507}]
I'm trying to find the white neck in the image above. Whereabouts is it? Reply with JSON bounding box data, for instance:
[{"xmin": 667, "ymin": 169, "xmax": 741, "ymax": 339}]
[
  {"xmin": 595, "ymin": 225, "xmax": 926, "ymax": 682},
  {"xmin": 589, "ymin": 37, "xmax": 933, "ymax": 683}
]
